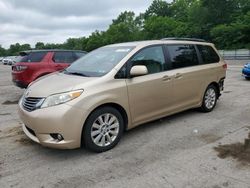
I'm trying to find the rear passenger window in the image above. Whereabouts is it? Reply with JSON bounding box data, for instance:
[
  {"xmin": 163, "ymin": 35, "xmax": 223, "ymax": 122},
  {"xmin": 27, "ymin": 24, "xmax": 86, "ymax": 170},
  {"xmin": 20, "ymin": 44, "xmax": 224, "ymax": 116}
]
[
  {"xmin": 197, "ymin": 45, "xmax": 220, "ymax": 64},
  {"xmin": 130, "ymin": 46, "xmax": 165, "ymax": 74},
  {"xmin": 167, "ymin": 44, "xmax": 199, "ymax": 69},
  {"xmin": 53, "ymin": 52, "xmax": 76, "ymax": 64},
  {"xmin": 20, "ymin": 52, "xmax": 47, "ymax": 62}
]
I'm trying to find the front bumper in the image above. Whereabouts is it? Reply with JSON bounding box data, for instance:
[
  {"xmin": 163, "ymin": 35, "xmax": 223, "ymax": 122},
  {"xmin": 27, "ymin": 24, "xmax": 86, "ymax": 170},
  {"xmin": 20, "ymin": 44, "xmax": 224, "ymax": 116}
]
[{"xmin": 18, "ymin": 101, "xmax": 88, "ymax": 149}]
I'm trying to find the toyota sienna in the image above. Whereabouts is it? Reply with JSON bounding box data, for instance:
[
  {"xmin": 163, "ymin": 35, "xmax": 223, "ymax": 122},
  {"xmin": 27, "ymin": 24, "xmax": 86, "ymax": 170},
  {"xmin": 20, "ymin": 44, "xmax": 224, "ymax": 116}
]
[{"xmin": 18, "ymin": 38, "xmax": 227, "ymax": 152}]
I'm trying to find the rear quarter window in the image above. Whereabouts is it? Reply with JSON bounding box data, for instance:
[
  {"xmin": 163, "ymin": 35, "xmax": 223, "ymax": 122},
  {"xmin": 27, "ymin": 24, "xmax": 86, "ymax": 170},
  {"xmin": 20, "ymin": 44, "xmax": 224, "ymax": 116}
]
[
  {"xmin": 20, "ymin": 52, "xmax": 47, "ymax": 62},
  {"xmin": 197, "ymin": 45, "xmax": 220, "ymax": 64}
]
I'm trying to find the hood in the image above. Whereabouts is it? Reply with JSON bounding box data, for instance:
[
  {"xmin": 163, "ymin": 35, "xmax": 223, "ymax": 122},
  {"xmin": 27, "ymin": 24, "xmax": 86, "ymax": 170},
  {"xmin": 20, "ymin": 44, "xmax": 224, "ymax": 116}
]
[{"xmin": 26, "ymin": 72, "xmax": 96, "ymax": 98}]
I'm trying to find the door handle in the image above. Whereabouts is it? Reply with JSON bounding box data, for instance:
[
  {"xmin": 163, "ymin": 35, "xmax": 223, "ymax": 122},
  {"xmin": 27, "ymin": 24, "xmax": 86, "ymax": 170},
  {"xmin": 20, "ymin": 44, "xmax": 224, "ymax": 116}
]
[
  {"xmin": 174, "ymin": 73, "xmax": 183, "ymax": 79},
  {"xmin": 162, "ymin": 75, "xmax": 171, "ymax": 81}
]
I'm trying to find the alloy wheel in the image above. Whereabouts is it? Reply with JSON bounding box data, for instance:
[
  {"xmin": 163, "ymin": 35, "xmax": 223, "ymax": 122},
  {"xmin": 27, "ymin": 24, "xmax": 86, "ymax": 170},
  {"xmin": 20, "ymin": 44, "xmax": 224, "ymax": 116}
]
[
  {"xmin": 204, "ymin": 88, "xmax": 216, "ymax": 109},
  {"xmin": 91, "ymin": 113, "xmax": 119, "ymax": 147}
]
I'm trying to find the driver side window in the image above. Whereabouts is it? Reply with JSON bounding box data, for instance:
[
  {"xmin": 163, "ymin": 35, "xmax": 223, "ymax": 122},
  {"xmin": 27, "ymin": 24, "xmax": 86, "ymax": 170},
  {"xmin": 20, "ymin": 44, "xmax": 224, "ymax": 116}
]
[{"xmin": 130, "ymin": 46, "xmax": 165, "ymax": 74}]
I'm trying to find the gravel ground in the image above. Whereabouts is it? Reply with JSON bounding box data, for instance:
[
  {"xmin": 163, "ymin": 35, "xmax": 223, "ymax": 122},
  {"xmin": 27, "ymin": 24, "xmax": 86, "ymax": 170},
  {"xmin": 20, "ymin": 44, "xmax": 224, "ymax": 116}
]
[{"xmin": 0, "ymin": 60, "xmax": 250, "ymax": 188}]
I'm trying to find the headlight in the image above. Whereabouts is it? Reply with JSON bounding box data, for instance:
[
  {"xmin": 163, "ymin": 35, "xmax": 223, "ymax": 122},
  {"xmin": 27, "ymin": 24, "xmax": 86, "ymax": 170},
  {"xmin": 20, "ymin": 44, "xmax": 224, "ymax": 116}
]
[{"xmin": 41, "ymin": 90, "xmax": 83, "ymax": 108}]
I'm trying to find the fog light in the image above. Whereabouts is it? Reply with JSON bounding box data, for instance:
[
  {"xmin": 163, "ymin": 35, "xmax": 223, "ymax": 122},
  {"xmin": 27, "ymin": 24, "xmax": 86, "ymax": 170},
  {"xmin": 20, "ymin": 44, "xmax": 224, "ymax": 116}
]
[
  {"xmin": 50, "ymin": 133, "xmax": 64, "ymax": 141},
  {"xmin": 57, "ymin": 134, "xmax": 63, "ymax": 141}
]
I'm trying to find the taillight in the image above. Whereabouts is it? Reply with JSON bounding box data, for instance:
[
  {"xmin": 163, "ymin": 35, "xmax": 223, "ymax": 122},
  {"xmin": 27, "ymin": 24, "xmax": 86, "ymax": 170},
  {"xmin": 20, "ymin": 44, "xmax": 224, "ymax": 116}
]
[
  {"xmin": 222, "ymin": 64, "xmax": 227, "ymax": 70},
  {"xmin": 13, "ymin": 65, "xmax": 28, "ymax": 71}
]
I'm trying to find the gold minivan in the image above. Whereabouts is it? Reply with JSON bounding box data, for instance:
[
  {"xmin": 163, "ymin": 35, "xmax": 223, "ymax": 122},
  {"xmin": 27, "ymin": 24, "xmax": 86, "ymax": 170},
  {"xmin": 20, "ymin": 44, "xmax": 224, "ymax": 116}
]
[{"xmin": 18, "ymin": 38, "xmax": 227, "ymax": 152}]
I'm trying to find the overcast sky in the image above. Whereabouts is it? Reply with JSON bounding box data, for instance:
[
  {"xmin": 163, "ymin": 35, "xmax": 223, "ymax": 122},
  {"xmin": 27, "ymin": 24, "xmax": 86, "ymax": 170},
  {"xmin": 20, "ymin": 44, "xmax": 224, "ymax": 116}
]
[{"xmin": 0, "ymin": 0, "xmax": 157, "ymax": 48}]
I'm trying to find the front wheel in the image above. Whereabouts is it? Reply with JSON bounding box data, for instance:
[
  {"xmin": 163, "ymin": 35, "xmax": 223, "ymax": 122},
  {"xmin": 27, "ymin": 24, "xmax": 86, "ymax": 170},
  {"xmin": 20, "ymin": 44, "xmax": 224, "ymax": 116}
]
[
  {"xmin": 82, "ymin": 106, "xmax": 124, "ymax": 152},
  {"xmin": 200, "ymin": 85, "xmax": 218, "ymax": 112}
]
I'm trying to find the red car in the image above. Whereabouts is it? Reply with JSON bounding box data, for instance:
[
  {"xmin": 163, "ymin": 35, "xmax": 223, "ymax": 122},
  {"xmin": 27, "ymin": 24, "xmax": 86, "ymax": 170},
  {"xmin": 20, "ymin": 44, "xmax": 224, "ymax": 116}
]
[{"xmin": 12, "ymin": 50, "xmax": 87, "ymax": 88}]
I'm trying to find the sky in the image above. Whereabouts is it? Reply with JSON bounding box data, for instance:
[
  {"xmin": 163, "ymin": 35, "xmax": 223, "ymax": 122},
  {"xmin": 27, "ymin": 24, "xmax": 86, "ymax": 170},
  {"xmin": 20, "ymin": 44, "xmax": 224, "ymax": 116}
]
[{"xmin": 0, "ymin": 0, "xmax": 156, "ymax": 48}]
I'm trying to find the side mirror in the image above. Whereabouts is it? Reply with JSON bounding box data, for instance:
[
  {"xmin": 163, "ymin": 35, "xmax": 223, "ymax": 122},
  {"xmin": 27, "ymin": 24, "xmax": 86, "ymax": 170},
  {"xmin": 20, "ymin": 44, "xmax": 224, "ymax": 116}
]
[{"xmin": 130, "ymin": 65, "xmax": 148, "ymax": 77}]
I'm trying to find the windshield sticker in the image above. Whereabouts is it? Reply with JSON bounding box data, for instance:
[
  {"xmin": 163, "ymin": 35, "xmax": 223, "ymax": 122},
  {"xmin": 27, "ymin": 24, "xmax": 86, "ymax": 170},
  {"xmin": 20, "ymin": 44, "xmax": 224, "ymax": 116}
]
[{"xmin": 115, "ymin": 49, "xmax": 131, "ymax": 52}]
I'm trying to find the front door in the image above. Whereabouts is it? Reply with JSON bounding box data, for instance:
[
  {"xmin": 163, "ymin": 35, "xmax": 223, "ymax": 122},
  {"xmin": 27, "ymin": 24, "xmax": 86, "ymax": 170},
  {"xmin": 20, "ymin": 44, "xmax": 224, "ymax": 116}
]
[{"xmin": 126, "ymin": 45, "xmax": 173, "ymax": 126}]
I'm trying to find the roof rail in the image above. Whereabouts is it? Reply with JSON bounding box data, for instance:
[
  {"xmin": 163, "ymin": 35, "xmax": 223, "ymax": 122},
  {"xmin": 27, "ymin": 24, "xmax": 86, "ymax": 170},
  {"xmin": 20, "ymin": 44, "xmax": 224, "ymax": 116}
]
[{"xmin": 161, "ymin": 37, "xmax": 207, "ymax": 42}]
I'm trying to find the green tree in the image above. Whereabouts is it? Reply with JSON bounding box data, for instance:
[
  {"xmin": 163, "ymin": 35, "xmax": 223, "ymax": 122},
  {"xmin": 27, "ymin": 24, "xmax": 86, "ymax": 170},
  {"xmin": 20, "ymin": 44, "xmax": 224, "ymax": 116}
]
[
  {"xmin": 170, "ymin": 0, "xmax": 197, "ymax": 21},
  {"xmin": 85, "ymin": 31, "xmax": 106, "ymax": 51},
  {"xmin": 112, "ymin": 11, "xmax": 135, "ymax": 25},
  {"xmin": 211, "ymin": 11, "xmax": 250, "ymax": 49},
  {"xmin": 144, "ymin": 0, "xmax": 171, "ymax": 18},
  {"xmin": 105, "ymin": 11, "xmax": 143, "ymax": 43},
  {"xmin": 0, "ymin": 45, "xmax": 7, "ymax": 56},
  {"xmin": 35, "ymin": 42, "xmax": 45, "ymax": 49},
  {"xmin": 8, "ymin": 43, "xmax": 21, "ymax": 55},
  {"xmin": 200, "ymin": 0, "xmax": 239, "ymax": 26},
  {"xmin": 20, "ymin": 44, "xmax": 31, "ymax": 51},
  {"xmin": 63, "ymin": 38, "xmax": 80, "ymax": 50},
  {"xmin": 43, "ymin": 43, "xmax": 63, "ymax": 49},
  {"xmin": 1, "ymin": 0, "xmax": 250, "ymax": 52},
  {"xmin": 144, "ymin": 16, "xmax": 188, "ymax": 39},
  {"xmin": 237, "ymin": 0, "xmax": 250, "ymax": 14}
]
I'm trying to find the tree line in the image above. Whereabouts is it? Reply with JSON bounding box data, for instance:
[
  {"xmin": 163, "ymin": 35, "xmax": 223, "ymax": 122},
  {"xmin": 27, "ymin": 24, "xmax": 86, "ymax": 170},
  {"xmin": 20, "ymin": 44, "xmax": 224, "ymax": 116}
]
[{"xmin": 1, "ymin": 0, "xmax": 249, "ymax": 56}]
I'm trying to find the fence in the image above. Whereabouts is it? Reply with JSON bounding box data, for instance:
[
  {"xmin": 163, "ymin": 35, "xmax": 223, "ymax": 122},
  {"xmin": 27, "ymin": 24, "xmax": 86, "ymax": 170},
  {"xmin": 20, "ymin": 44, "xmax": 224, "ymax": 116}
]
[{"xmin": 218, "ymin": 49, "xmax": 250, "ymax": 60}]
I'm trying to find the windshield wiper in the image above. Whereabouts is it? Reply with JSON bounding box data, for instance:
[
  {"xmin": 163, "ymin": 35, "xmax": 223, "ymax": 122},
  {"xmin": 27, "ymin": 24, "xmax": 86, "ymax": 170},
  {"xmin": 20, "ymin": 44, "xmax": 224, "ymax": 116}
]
[{"xmin": 64, "ymin": 70, "xmax": 89, "ymax": 77}]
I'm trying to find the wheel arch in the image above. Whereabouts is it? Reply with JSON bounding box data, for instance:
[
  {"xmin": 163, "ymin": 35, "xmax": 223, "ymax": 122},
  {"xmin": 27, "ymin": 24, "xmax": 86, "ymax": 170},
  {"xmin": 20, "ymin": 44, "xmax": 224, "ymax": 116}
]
[
  {"xmin": 81, "ymin": 102, "xmax": 129, "ymax": 147},
  {"xmin": 208, "ymin": 81, "xmax": 220, "ymax": 98}
]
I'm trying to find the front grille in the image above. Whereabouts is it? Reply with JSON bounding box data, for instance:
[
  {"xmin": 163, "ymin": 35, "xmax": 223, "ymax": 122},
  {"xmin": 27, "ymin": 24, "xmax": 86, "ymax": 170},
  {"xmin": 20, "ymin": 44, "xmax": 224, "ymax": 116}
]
[
  {"xmin": 25, "ymin": 125, "xmax": 36, "ymax": 136},
  {"xmin": 22, "ymin": 97, "xmax": 44, "ymax": 112}
]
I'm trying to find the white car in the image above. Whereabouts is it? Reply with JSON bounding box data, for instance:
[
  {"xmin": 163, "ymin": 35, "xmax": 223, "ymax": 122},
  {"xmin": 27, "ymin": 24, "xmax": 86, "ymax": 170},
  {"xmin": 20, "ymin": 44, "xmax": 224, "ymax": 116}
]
[
  {"xmin": 2, "ymin": 58, "xmax": 9, "ymax": 65},
  {"xmin": 2, "ymin": 56, "xmax": 17, "ymax": 65}
]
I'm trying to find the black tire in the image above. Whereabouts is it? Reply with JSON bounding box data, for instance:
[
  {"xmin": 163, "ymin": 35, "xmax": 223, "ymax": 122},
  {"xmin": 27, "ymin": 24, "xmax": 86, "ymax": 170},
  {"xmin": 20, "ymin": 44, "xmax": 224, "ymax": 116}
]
[
  {"xmin": 82, "ymin": 106, "xmax": 124, "ymax": 152},
  {"xmin": 200, "ymin": 85, "xmax": 218, "ymax": 113},
  {"xmin": 245, "ymin": 77, "xmax": 250, "ymax": 80}
]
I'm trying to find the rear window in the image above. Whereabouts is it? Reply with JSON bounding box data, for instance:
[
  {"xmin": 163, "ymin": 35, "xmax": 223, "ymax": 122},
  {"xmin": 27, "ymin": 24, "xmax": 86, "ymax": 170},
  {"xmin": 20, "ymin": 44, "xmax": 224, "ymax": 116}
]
[
  {"xmin": 52, "ymin": 51, "xmax": 76, "ymax": 64},
  {"xmin": 167, "ymin": 44, "xmax": 199, "ymax": 69},
  {"xmin": 20, "ymin": 52, "xmax": 47, "ymax": 62},
  {"xmin": 197, "ymin": 45, "xmax": 220, "ymax": 64}
]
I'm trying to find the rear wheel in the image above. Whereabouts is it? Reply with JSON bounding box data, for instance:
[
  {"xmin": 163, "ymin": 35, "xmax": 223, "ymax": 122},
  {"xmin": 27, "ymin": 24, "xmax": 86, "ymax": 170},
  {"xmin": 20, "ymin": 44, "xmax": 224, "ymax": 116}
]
[
  {"xmin": 200, "ymin": 85, "xmax": 218, "ymax": 112},
  {"xmin": 83, "ymin": 106, "xmax": 124, "ymax": 152},
  {"xmin": 245, "ymin": 77, "xmax": 250, "ymax": 80}
]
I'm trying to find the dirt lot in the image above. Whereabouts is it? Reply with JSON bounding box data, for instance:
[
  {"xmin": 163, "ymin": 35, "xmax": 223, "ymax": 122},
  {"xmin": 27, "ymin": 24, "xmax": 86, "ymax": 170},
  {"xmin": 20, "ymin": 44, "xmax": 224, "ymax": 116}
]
[{"xmin": 0, "ymin": 61, "xmax": 250, "ymax": 188}]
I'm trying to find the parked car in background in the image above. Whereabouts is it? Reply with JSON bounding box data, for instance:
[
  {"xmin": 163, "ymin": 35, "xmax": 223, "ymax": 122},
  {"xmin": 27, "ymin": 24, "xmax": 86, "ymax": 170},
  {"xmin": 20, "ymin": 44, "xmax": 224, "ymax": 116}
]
[
  {"xmin": 12, "ymin": 49, "xmax": 87, "ymax": 88},
  {"xmin": 18, "ymin": 38, "xmax": 227, "ymax": 152},
  {"xmin": 3, "ymin": 57, "xmax": 11, "ymax": 65},
  {"xmin": 242, "ymin": 62, "xmax": 250, "ymax": 80},
  {"xmin": 7, "ymin": 56, "xmax": 20, "ymax": 65},
  {"xmin": 10, "ymin": 56, "xmax": 23, "ymax": 65},
  {"xmin": 0, "ymin": 57, "xmax": 4, "ymax": 64},
  {"xmin": 2, "ymin": 56, "xmax": 16, "ymax": 65},
  {"xmin": 7, "ymin": 59, "xmax": 14, "ymax": 65}
]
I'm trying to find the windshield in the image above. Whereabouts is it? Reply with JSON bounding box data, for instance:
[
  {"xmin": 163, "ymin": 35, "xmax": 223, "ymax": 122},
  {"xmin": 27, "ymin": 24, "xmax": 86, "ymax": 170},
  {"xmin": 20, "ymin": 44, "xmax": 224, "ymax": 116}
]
[{"xmin": 65, "ymin": 46, "xmax": 134, "ymax": 77}]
